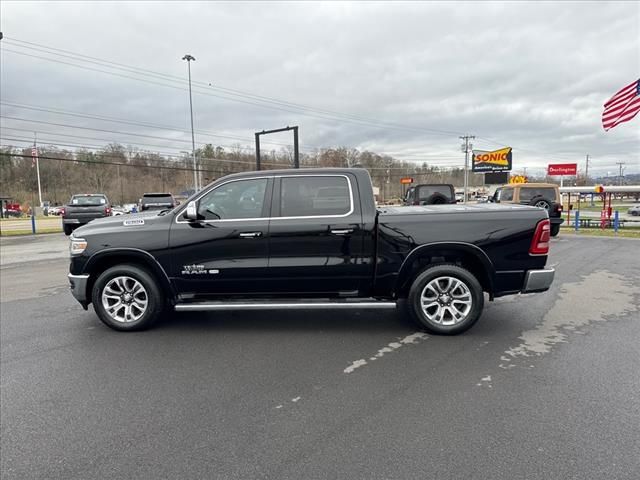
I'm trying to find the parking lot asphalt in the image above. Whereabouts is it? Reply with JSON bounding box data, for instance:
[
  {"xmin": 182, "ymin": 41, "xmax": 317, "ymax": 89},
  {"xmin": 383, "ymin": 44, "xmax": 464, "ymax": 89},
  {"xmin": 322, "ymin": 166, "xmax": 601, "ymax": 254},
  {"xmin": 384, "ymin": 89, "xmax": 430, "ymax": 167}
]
[{"xmin": 1, "ymin": 234, "xmax": 639, "ymax": 479}]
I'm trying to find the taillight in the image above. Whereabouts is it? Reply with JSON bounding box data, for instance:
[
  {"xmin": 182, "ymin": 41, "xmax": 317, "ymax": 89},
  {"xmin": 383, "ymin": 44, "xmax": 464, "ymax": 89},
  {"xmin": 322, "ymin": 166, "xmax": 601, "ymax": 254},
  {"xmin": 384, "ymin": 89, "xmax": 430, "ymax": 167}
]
[
  {"xmin": 530, "ymin": 219, "xmax": 551, "ymax": 255},
  {"xmin": 60, "ymin": 207, "xmax": 66, "ymax": 216},
  {"xmin": 105, "ymin": 207, "xmax": 112, "ymax": 216},
  {"xmin": 556, "ymin": 205, "xmax": 563, "ymax": 213}
]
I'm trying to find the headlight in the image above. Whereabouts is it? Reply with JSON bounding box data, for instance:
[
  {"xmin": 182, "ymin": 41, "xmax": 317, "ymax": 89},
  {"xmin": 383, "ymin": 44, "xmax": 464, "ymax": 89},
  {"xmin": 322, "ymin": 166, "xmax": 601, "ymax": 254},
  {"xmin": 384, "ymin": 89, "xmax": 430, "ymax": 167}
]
[{"xmin": 70, "ymin": 237, "xmax": 88, "ymax": 255}]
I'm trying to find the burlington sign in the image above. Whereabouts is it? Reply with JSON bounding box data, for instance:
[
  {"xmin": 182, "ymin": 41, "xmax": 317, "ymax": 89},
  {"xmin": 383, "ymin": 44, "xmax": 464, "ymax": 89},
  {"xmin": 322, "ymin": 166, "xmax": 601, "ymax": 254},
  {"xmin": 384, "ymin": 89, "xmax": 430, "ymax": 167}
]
[
  {"xmin": 472, "ymin": 147, "xmax": 512, "ymax": 172},
  {"xmin": 547, "ymin": 163, "xmax": 578, "ymax": 176}
]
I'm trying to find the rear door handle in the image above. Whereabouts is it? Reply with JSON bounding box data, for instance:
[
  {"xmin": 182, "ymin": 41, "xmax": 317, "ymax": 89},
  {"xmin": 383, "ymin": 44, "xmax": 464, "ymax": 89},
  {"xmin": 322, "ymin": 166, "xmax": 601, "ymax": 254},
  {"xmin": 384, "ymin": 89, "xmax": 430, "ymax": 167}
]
[
  {"xmin": 239, "ymin": 232, "xmax": 262, "ymax": 238},
  {"xmin": 330, "ymin": 229, "xmax": 354, "ymax": 235}
]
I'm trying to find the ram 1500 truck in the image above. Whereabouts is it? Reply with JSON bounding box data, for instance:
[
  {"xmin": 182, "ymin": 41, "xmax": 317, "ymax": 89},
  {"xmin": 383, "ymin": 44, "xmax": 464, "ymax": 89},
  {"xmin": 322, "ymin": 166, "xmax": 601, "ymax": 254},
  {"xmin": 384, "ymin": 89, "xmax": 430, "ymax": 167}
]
[{"xmin": 68, "ymin": 168, "xmax": 554, "ymax": 334}]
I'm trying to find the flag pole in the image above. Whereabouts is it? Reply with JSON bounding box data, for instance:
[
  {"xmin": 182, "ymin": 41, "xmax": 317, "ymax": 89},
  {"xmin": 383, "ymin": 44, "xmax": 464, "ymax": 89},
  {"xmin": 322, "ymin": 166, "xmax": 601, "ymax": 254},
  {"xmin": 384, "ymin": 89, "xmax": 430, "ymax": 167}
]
[{"xmin": 34, "ymin": 132, "xmax": 43, "ymax": 208}]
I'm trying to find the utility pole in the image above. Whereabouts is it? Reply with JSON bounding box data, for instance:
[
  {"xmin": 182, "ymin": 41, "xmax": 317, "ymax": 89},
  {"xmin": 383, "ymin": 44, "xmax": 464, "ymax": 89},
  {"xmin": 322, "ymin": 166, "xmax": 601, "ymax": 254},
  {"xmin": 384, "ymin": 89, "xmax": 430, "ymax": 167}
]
[
  {"xmin": 182, "ymin": 54, "xmax": 198, "ymax": 192},
  {"xmin": 616, "ymin": 162, "xmax": 625, "ymax": 186},
  {"xmin": 585, "ymin": 154, "xmax": 590, "ymax": 184},
  {"xmin": 33, "ymin": 133, "xmax": 43, "ymax": 208},
  {"xmin": 117, "ymin": 164, "xmax": 124, "ymax": 204},
  {"xmin": 459, "ymin": 135, "xmax": 475, "ymax": 204}
]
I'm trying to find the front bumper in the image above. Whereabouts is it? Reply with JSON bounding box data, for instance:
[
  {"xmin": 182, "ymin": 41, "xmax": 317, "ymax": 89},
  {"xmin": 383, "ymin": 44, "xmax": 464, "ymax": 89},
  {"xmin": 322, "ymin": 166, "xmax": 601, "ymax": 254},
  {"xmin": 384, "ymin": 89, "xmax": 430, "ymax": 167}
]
[
  {"xmin": 68, "ymin": 273, "xmax": 90, "ymax": 308},
  {"xmin": 522, "ymin": 268, "xmax": 555, "ymax": 293}
]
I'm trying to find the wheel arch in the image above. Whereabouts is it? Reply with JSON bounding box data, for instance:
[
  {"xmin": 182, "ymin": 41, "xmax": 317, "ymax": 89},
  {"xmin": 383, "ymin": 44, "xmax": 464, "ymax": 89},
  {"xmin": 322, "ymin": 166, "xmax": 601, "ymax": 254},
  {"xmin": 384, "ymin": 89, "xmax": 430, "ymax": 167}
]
[
  {"xmin": 394, "ymin": 242, "xmax": 495, "ymax": 298},
  {"xmin": 83, "ymin": 248, "xmax": 176, "ymax": 304}
]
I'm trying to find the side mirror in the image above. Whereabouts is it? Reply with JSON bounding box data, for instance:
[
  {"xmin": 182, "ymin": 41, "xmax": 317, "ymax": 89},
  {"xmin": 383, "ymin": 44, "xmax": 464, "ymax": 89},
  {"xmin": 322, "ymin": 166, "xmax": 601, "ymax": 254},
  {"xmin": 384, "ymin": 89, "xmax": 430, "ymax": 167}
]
[{"xmin": 184, "ymin": 200, "xmax": 198, "ymax": 221}]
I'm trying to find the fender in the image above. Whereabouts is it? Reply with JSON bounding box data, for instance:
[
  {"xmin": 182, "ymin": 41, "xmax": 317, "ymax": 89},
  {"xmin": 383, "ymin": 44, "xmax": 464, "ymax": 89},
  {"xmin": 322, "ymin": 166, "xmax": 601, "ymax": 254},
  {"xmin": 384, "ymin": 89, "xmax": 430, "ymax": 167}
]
[
  {"xmin": 394, "ymin": 241, "xmax": 495, "ymax": 294},
  {"xmin": 83, "ymin": 247, "xmax": 176, "ymax": 299}
]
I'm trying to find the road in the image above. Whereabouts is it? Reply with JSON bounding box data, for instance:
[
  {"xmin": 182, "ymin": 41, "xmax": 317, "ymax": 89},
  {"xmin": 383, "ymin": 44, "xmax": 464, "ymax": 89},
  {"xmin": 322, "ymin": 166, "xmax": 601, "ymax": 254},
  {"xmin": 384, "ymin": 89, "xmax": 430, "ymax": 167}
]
[{"xmin": 1, "ymin": 233, "xmax": 639, "ymax": 479}]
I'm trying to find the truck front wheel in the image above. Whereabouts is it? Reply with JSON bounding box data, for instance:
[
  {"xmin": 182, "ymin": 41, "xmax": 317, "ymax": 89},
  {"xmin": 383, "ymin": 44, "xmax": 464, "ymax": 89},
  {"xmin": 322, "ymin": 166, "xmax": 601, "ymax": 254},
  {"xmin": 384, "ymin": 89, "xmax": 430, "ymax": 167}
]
[
  {"xmin": 91, "ymin": 264, "xmax": 164, "ymax": 331},
  {"xmin": 407, "ymin": 264, "xmax": 484, "ymax": 335}
]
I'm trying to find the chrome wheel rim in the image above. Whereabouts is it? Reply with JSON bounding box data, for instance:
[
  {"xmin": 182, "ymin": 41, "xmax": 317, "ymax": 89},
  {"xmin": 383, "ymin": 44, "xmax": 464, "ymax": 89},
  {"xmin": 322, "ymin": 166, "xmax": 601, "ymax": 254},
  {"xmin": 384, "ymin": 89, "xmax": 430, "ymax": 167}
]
[
  {"xmin": 420, "ymin": 276, "xmax": 472, "ymax": 326},
  {"xmin": 101, "ymin": 276, "xmax": 148, "ymax": 323},
  {"xmin": 534, "ymin": 200, "xmax": 550, "ymax": 210}
]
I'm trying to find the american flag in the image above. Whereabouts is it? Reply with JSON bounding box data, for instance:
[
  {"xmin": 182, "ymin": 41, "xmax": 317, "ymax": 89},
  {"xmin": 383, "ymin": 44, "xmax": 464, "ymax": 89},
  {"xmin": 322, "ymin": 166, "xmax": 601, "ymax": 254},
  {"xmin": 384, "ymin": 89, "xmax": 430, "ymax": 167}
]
[
  {"xmin": 602, "ymin": 78, "xmax": 640, "ymax": 131},
  {"xmin": 31, "ymin": 145, "xmax": 38, "ymax": 168}
]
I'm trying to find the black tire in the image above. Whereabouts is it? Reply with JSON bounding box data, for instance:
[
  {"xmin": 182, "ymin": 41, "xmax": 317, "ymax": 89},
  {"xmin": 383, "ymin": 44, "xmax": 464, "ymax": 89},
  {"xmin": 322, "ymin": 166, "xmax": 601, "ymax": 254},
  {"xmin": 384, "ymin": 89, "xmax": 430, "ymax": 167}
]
[
  {"xmin": 91, "ymin": 264, "xmax": 164, "ymax": 331},
  {"xmin": 63, "ymin": 224, "xmax": 73, "ymax": 236},
  {"xmin": 407, "ymin": 264, "xmax": 484, "ymax": 335},
  {"xmin": 550, "ymin": 224, "xmax": 560, "ymax": 237},
  {"xmin": 529, "ymin": 196, "xmax": 552, "ymax": 211}
]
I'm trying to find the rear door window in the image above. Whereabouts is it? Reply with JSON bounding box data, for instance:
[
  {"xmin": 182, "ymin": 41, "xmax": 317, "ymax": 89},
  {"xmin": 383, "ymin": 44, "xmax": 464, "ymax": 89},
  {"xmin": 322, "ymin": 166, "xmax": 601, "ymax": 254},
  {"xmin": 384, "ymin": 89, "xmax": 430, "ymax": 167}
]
[
  {"xmin": 279, "ymin": 176, "xmax": 352, "ymax": 217},
  {"xmin": 501, "ymin": 188, "xmax": 514, "ymax": 201}
]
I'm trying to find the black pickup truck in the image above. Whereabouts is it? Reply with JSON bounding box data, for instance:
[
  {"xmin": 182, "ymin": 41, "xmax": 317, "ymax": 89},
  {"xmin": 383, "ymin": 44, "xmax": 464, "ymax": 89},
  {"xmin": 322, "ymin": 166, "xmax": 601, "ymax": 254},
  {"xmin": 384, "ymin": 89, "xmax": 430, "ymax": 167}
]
[{"xmin": 68, "ymin": 168, "xmax": 554, "ymax": 334}]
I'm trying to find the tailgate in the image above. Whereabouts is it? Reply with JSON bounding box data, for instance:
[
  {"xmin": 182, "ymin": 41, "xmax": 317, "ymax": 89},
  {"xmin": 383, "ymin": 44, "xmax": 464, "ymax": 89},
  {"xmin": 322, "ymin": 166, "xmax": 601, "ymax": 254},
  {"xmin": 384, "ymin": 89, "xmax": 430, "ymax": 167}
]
[{"xmin": 65, "ymin": 206, "xmax": 107, "ymax": 220}]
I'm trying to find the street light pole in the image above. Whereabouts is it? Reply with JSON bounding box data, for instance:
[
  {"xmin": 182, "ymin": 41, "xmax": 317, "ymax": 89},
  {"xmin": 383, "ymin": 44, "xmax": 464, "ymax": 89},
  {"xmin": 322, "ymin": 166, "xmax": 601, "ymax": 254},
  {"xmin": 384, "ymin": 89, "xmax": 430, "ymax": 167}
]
[{"xmin": 182, "ymin": 54, "xmax": 198, "ymax": 191}]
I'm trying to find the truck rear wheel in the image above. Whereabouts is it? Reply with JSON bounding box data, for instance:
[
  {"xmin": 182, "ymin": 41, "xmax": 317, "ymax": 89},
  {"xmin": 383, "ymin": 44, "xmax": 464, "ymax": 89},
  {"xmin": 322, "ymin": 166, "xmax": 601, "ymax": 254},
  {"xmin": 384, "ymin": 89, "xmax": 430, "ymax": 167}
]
[
  {"xmin": 550, "ymin": 224, "xmax": 560, "ymax": 237},
  {"xmin": 91, "ymin": 264, "xmax": 164, "ymax": 331},
  {"xmin": 63, "ymin": 224, "xmax": 73, "ymax": 236},
  {"xmin": 407, "ymin": 264, "xmax": 484, "ymax": 335}
]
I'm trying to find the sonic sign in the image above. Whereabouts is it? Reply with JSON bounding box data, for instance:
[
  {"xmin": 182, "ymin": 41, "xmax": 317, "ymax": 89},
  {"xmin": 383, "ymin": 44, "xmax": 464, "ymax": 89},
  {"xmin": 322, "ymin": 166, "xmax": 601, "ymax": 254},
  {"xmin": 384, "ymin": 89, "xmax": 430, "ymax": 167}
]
[{"xmin": 472, "ymin": 147, "xmax": 513, "ymax": 173}]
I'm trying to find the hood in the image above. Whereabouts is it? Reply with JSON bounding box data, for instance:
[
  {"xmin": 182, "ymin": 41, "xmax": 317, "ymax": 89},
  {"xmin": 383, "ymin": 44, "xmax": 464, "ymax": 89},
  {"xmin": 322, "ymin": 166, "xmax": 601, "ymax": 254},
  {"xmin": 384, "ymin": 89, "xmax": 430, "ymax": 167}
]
[{"xmin": 73, "ymin": 210, "xmax": 169, "ymax": 236}]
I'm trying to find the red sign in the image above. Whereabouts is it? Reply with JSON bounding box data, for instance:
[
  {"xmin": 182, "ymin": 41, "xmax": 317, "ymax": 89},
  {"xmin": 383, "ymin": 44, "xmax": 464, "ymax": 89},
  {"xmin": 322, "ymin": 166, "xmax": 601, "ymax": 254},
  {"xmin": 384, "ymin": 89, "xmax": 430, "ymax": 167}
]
[
  {"xmin": 400, "ymin": 177, "xmax": 414, "ymax": 185},
  {"xmin": 547, "ymin": 163, "xmax": 577, "ymax": 176}
]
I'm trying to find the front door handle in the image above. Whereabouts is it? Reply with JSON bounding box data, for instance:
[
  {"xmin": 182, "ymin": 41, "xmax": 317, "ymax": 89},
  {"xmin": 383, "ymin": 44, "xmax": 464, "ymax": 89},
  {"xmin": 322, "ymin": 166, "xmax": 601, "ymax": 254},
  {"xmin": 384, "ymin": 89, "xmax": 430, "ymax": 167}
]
[
  {"xmin": 239, "ymin": 232, "xmax": 262, "ymax": 238},
  {"xmin": 330, "ymin": 229, "xmax": 354, "ymax": 236}
]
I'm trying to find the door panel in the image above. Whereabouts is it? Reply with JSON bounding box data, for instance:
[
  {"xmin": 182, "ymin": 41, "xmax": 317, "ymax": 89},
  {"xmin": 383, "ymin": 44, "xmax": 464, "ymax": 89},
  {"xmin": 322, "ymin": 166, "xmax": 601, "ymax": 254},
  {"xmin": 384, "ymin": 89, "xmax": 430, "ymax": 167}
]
[
  {"xmin": 267, "ymin": 174, "xmax": 372, "ymax": 295},
  {"xmin": 168, "ymin": 177, "xmax": 273, "ymax": 298}
]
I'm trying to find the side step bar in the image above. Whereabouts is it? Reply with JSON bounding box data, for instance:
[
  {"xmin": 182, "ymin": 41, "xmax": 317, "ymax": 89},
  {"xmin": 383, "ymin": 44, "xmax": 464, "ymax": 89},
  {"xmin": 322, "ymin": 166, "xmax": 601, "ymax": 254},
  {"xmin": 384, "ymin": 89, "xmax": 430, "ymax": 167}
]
[{"xmin": 174, "ymin": 300, "xmax": 397, "ymax": 312}]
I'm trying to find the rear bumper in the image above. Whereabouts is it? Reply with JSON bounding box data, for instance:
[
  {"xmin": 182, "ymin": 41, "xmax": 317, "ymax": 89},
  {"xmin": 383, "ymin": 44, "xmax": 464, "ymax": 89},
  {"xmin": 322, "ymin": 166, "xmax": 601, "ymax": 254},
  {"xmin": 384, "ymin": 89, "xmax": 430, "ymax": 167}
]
[
  {"xmin": 68, "ymin": 273, "xmax": 90, "ymax": 307},
  {"xmin": 522, "ymin": 268, "xmax": 555, "ymax": 293},
  {"xmin": 550, "ymin": 216, "xmax": 564, "ymax": 225}
]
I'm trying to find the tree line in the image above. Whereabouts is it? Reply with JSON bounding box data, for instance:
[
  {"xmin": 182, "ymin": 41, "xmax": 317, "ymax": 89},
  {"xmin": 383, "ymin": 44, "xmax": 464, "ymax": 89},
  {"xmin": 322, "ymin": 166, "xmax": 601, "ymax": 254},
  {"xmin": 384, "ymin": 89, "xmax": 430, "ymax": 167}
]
[{"xmin": 1, "ymin": 142, "xmax": 494, "ymax": 206}]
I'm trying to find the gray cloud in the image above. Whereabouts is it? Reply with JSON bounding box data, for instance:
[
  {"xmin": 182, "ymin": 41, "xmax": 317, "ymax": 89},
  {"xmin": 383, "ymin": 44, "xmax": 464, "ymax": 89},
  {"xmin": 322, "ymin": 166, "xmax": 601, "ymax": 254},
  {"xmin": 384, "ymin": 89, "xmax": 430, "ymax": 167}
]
[{"xmin": 1, "ymin": 0, "xmax": 638, "ymax": 176}]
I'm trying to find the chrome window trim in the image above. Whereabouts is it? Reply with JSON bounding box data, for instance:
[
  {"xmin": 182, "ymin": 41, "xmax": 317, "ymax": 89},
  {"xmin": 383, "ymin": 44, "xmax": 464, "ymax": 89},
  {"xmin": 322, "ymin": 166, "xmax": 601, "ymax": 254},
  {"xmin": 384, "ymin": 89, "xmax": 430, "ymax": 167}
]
[{"xmin": 175, "ymin": 174, "xmax": 355, "ymax": 224}]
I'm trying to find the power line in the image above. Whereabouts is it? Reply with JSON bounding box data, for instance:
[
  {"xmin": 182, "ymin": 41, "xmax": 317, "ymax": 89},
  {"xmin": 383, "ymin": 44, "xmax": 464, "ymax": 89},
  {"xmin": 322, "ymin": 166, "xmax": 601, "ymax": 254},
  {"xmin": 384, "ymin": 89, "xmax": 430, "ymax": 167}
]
[
  {"xmin": 2, "ymin": 36, "xmax": 615, "ymax": 165},
  {"xmin": 0, "ymin": 140, "xmax": 291, "ymax": 169},
  {"xmin": 0, "ymin": 110, "xmax": 467, "ymax": 164},
  {"xmin": 1, "ymin": 127, "xmax": 216, "ymax": 153},
  {"xmin": 2, "ymin": 37, "xmax": 462, "ymax": 137},
  {"xmin": 1, "ymin": 100, "xmax": 304, "ymax": 149},
  {"xmin": 0, "ymin": 115, "xmax": 258, "ymax": 153}
]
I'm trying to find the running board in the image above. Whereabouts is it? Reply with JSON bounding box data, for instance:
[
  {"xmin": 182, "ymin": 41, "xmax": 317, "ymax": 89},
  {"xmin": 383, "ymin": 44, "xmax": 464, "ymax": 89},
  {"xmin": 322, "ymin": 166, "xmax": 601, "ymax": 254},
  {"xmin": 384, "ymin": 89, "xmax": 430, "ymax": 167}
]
[{"xmin": 174, "ymin": 299, "xmax": 397, "ymax": 312}]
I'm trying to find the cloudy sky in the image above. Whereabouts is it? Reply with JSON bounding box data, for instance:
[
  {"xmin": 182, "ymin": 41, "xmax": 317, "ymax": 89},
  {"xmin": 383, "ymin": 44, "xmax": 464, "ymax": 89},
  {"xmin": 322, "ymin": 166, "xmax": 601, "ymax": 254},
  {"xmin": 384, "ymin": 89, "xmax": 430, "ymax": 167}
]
[{"xmin": 1, "ymin": 1, "xmax": 638, "ymax": 176}]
